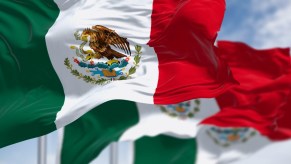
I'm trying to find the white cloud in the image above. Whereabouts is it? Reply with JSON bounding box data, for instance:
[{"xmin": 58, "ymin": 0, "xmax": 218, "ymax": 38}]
[
  {"xmin": 239, "ymin": 0, "xmax": 291, "ymax": 48},
  {"xmin": 221, "ymin": 0, "xmax": 291, "ymax": 49},
  {"xmin": 253, "ymin": 3, "xmax": 291, "ymax": 48},
  {"xmin": 250, "ymin": 0, "xmax": 290, "ymax": 12}
]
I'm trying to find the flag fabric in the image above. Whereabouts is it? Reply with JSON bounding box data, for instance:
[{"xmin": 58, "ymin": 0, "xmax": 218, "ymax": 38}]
[
  {"xmin": 48, "ymin": 0, "xmax": 236, "ymax": 128},
  {"xmin": 135, "ymin": 126, "xmax": 278, "ymax": 164},
  {"xmin": 58, "ymin": 99, "xmax": 280, "ymax": 164},
  {"xmin": 57, "ymin": 99, "xmax": 219, "ymax": 164},
  {"xmin": 58, "ymin": 42, "xmax": 291, "ymax": 164},
  {"xmin": 197, "ymin": 41, "xmax": 291, "ymax": 164},
  {"xmin": 0, "ymin": 0, "xmax": 63, "ymax": 148},
  {"xmin": 230, "ymin": 138, "xmax": 291, "ymax": 164},
  {"xmin": 0, "ymin": 0, "xmax": 236, "ymax": 147},
  {"xmin": 195, "ymin": 126, "xmax": 271, "ymax": 164},
  {"xmin": 202, "ymin": 41, "xmax": 291, "ymax": 140},
  {"xmin": 134, "ymin": 135, "xmax": 197, "ymax": 164},
  {"xmin": 134, "ymin": 126, "xmax": 273, "ymax": 164}
]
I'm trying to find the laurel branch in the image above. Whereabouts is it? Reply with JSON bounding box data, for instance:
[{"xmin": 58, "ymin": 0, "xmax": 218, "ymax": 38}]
[
  {"xmin": 64, "ymin": 45, "xmax": 142, "ymax": 85},
  {"xmin": 206, "ymin": 128, "xmax": 256, "ymax": 147},
  {"xmin": 159, "ymin": 99, "xmax": 201, "ymax": 118}
]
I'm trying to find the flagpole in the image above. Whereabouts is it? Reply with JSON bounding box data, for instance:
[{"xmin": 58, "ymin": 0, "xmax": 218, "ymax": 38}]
[
  {"xmin": 128, "ymin": 141, "xmax": 135, "ymax": 164},
  {"xmin": 110, "ymin": 142, "xmax": 118, "ymax": 164},
  {"xmin": 38, "ymin": 135, "xmax": 47, "ymax": 164}
]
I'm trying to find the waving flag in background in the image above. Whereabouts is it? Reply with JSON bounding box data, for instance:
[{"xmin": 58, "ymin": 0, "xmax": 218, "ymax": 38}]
[
  {"xmin": 58, "ymin": 41, "xmax": 291, "ymax": 164},
  {"xmin": 134, "ymin": 135, "xmax": 197, "ymax": 164},
  {"xmin": 0, "ymin": 0, "xmax": 236, "ymax": 148},
  {"xmin": 133, "ymin": 127, "xmax": 269, "ymax": 164},
  {"xmin": 202, "ymin": 41, "xmax": 291, "ymax": 140},
  {"xmin": 197, "ymin": 41, "xmax": 291, "ymax": 164},
  {"xmin": 57, "ymin": 99, "xmax": 219, "ymax": 164}
]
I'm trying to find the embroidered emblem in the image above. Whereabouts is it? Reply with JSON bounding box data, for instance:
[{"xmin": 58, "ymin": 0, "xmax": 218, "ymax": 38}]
[
  {"xmin": 158, "ymin": 99, "xmax": 201, "ymax": 119},
  {"xmin": 64, "ymin": 25, "xmax": 142, "ymax": 85},
  {"xmin": 206, "ymin": 127, "xmax": 256, "ymax": 147}
]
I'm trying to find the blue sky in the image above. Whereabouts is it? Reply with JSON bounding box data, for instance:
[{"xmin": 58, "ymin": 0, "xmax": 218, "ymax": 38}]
[
  {"xmin": 219, "ymin": 0, "xmax": 291, "ymax": 48},
  {"xmin": 1, "ymin": 0, "xmax": 291, "ymax": 163}
]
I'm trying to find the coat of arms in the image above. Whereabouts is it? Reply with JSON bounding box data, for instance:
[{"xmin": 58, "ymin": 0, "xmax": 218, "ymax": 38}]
[
  {"xmin": 64, "ymin": 25, "xmax": 142, "ymax": 85},
  {"xmin": 206, "ymin": 127, "xmax": 256, "ymax": 147},
  {"xmin": 158, "ymin": 99, "xmax": 201, "ymax": 119}
]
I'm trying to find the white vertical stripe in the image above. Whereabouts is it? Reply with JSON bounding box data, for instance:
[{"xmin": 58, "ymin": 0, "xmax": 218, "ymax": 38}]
[
  {"xmin": 232, "ymin": 139, "xmax": 291, "ymax": 164},
  {"xmin": 195, "ymin": 126, "xmax": 271, "ymax": 164},
  {"xmin": 46, "ymin": 0, "xmax": 157, "ymax": 128},
  {"xmin": 119, "ymin": 99, "xmax": 220, "ymax": 141}
]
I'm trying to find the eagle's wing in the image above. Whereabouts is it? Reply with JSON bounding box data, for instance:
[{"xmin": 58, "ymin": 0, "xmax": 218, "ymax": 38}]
[{"xmin": 92, "ymin": 25, "xmax": 131, "ymax": 55}]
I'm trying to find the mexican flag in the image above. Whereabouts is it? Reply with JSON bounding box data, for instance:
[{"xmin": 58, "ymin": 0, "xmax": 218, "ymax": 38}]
[
  {"xmin": 130, "ymin": 126, "xmax": 288, "ymax": 164},
  {"xmin": 0, "ymin": 0, "xmax": 236, "ymax": 147},
  {"xmin": 133, "ymin": 128, "xmax": 270, "ymax": 164},
  {"xmin": 57, "ymin": 99, "xmax": 281, "ymax": 164},
  {"xmin": 58, "ymin": 41, "xmax": 291, "ymax": 164},
  {"xmin": 57, "ymin": 98, "xmax": 219, "ymax": 164}
]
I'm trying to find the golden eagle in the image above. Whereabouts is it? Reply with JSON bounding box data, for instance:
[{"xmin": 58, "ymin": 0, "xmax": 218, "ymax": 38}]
[{"xmin": 76, "ymin": 25, "xmax": 131, "ymax": 60}]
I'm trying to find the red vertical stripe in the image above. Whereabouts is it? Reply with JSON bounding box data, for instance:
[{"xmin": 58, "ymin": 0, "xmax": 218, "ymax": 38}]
[
  {"xmin": 149, "ymin": 0, "xmax": 237, "ymax": 104},
  {"xmin": 201, "ymin": 41, "xmax": 291, "ymax": 140}
]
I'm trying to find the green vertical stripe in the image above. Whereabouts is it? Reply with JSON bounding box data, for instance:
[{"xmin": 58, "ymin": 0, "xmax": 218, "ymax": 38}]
[
  {"xmin": 0, "ymin": 0, "xmax": 63, "ymax": 148},
  {"xmin": 135, "ymin": 135, "xmax": 197, "ymax": 164},
  {"xmin": 61, "ymin": 100, "xmax": 139, "ymax": 164}
]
